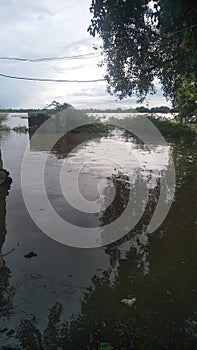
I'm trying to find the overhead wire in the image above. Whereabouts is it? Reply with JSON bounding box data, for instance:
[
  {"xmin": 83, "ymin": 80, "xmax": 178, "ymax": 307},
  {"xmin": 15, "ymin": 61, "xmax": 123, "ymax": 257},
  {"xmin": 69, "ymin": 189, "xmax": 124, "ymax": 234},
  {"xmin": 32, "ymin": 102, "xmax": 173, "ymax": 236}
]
[
  {"xmin": 0, "ymin": 52, "xmax": 100, "ymax": 62},
  {"xmin": 0, "ymin": 23, "xmax": 196, "ymax": 62},
  {"xmin": 0, "ymin": 72, "xmax": 104, "ymax": 83},
  {"xmin": 0, "ymin": 50, "xmax": 103, "ymax": 83},
  {"xmin": 1, "ymin": 23, "xmax": 195, "ymax": 84}
]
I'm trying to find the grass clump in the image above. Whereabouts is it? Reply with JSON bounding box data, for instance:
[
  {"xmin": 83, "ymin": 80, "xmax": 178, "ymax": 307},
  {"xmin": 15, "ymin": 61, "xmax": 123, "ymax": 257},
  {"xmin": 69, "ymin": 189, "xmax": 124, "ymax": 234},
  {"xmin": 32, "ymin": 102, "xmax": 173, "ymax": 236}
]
[
  {"xmin": 147, "ymin": 115, "xmax": 195, "ymax": 138},
  {"xmin": 12, "ymin": 125, "xmax": 28, "ymax": 133},
  {"xmin": 0, "ymin": 125, "xmax": 11, "ymax": 132},
  {"xmin": 106, "ymin": 114, "xmax": 195, "ymax": 140},
  {"xmin": 0, "ymin": 113, "xmax": 10, "ymax": 132}
]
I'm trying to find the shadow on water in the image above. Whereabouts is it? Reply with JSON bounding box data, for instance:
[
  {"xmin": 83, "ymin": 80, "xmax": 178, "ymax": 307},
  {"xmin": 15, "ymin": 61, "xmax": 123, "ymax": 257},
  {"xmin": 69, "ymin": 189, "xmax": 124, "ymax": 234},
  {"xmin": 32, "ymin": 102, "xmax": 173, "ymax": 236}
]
[
  {"xmin": 0, "ymin": 113, "xmax": 197, "ymax": 349},
  {"xmin": 0, "ymin": 152, "xmax": 13, "ymax": 330}
]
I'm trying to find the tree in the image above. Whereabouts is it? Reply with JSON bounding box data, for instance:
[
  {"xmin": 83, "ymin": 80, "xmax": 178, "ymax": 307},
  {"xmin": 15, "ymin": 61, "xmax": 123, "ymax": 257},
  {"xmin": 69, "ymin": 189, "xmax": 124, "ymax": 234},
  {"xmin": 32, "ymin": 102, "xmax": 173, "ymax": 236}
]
[
  {"xmin": 88, "ymin": 0, "xmax": 197, "ymax": 115},
  {"xmin": 46, "ymin": 101, "xmax": 72, "ymax": 111},
  {"xmin": 173, "ymin": 75, "xmax": 197, "ymax": 123}
]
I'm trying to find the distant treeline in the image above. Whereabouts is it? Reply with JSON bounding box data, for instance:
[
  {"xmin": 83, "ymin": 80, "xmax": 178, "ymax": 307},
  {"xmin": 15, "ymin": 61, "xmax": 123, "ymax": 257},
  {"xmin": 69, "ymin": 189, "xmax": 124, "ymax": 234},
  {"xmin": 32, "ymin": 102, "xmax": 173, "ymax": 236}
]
[
  {"xmin": 82, "ymin": 107, "xmax": 136, "ymax": 113},
  {"xmin": 82, "ymin": 106, "xmax": 172, "ymax": 113},
  {"xmin": 0, "ymin": 105, "xmax": 172, "ymax": 114},
  {"xmin": 136, "ymin": 106, "xmax": 172, "ymax": 113},
  {"xmin": 0, "ymin": 108, "xmax": 46, "ymax": 113}
]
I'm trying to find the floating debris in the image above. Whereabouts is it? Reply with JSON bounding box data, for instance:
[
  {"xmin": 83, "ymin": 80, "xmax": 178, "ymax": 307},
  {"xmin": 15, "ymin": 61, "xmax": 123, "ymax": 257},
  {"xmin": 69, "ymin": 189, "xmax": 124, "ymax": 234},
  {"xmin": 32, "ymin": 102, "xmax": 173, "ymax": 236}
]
[
  {"xmin": 165, "ymin": 289, "xmax": 172, "ymax": 295},
  {"xmin": 24, "ymin": 251, "xmax": 37, "ymax": 259},
  {"xmin": 121, "ymin": 297, "xmax": 136, "ymax": 307}
]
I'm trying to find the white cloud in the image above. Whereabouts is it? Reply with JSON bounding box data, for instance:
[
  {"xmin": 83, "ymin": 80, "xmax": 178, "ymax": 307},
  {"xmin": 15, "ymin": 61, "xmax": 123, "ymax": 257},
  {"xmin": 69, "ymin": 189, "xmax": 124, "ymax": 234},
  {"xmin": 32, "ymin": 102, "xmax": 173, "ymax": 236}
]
[{"xmin": 0, "ymin": 0, "xmax": 170, "ymax": 109}]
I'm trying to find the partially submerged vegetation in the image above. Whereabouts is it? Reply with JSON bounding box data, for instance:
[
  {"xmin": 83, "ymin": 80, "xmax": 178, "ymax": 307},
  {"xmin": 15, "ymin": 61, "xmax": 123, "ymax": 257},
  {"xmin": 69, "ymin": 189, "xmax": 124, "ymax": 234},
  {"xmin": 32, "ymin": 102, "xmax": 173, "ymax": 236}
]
[
  {"xmin": 146, "ymin": 115, "xmax": 196, "ymax": 138},
  {"xmin": 0, "ymin": 114, "xmax": 28, "ymax": 133},
  {"xmin": 0, "ymin": 114, "xmax": 10, "ymax": 132},
  {"xmin": 61, "ymin": 108, "xmax": 196, "ymax": 139},
  {"xmin": 0, "ymin": 109, "xmax": 196, "ymax": 139},
  {"xmin": 70, "ymin": 114, "xmax": 196, "ymax": 142},
  {"xmin": 105, "ymin": 114, "xmax": 196, "ymax": 140},
  {"xmin": 12, "ymin": 125, "xmax": 28, "ymax": 133},
  {"xmin": 70, "ymin": 123, "xmax": 109, "ymax": 134},
  {"xmin": 0, "ymin": 125, "xmax": 28, "ymax": 133},
  {"xmin": 0, "ymin": 124, "xmax": 11, "ymax": 132}
]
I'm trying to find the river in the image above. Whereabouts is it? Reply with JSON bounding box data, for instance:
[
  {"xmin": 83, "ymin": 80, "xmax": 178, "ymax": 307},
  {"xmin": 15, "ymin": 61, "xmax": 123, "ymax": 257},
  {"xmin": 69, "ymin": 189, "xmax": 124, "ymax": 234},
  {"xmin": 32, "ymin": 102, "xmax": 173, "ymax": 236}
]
[{"xmin": 0, "ymin": 113, "xmax": 196, "ymax": 349}]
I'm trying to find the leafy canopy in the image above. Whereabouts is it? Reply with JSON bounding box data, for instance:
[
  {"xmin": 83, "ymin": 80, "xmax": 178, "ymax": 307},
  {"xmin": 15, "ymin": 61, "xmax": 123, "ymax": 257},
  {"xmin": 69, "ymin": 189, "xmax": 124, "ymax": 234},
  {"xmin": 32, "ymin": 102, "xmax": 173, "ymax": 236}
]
[
  {"xmin": 88, "ymin": 0, "xmax": 197, "ymax": 107},
  {"xmin": 173, "ymin": 74, "xmax": 197, "ymax": 122}
]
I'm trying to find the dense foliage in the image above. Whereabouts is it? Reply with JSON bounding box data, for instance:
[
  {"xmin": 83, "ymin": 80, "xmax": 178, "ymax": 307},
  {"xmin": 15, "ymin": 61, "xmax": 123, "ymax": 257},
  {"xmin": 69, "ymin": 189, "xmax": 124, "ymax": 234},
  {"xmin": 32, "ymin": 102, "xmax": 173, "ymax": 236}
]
[
  {"xmin": 173, "ymin": 74, "xmax": 197, "ymax": 122},
  {"xmin": 88, "ymin": 0, "xmax": 197, "ymax": 120}
]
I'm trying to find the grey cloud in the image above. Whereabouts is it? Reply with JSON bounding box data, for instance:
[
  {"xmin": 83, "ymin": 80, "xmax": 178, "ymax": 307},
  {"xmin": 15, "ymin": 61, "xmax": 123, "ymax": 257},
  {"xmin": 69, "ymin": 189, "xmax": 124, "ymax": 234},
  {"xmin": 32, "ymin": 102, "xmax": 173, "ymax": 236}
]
[
  {"xmin": 0, "ymin": 0, "xmax": 71, "ymax": 23},
  {"xmin": 0, "ymin": 0, "xmax": 169, "ymax": 109}
]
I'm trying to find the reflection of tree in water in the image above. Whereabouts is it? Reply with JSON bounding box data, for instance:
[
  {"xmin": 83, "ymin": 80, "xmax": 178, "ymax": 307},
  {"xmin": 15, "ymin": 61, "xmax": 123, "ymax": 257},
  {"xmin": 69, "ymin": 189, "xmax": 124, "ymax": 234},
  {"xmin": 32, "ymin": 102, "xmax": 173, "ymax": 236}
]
[
  {"xmin": 3, "ymin": 137, "xmax": 197, "ymax": 349},
  {"xmin": 51, "ymin": 131, "xmax": 104, "ymax": 159},
  {"xmin": 51, "ymin": 128, "xmax": 170, "ymax": 274},
  {"xmin": 7, "ymin": 172, "xmax": 163, "ymax": 350},
  {"xmin": 171, "ymin": 139, "xmax": 197, "ymax": 190},
  {"xmin": 28, "ymin": 112, "xmax": 109, "ymax": 159},
  {"xmin": 99, "ymin": 169, "xmax": 161, "ymax": 274},
  {"xmin": 1, "ymin": 132, "xmax": 196, "ymax": 349},
  {"xmin": 0, "ymin": 266, "xmax": 13, "ymax": 320},
  {"xmin": 13, "ymin": 234, "xmax": 197, "ymax": 350},
  {"xmin": 15, "ymin": 304, "xmax": 67, "ymax": 350},
  {"xmin": 14, "ymin": 296, "xmax": 146, "ymax": 350}
]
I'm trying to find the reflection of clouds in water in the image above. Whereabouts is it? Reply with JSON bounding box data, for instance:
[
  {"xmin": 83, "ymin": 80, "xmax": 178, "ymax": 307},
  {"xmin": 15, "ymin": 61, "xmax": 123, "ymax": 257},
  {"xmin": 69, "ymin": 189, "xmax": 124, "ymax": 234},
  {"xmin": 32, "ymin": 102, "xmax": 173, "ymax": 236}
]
[
  {"xmin": 24, "ymin": 110, "xmax": 175, "ymax": 247},
  {"xmin": 2, "ymin": 115, "xmax": 196, "ymax": 349},
  {"xmin": 60, "ymin": 136, "xmax": 171, "ymax": 202},
  {"xmin": 27, "ymin": 125, "xmax": 167, "ymax": 269}
]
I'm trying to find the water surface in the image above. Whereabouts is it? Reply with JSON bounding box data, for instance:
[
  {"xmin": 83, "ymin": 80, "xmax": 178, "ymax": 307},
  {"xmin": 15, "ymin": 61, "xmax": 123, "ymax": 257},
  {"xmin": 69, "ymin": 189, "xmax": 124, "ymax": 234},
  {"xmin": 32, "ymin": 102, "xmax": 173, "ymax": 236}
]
[{"xmin": 0, "ymin": 115, "xmax": 196, "ymax": 349}]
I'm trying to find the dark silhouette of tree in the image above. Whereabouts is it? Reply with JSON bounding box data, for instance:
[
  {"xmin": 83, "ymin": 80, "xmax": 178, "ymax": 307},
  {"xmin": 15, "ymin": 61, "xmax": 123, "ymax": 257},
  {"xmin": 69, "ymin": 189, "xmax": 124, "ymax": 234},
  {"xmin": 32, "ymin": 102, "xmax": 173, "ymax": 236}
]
[
  {"xmin": 0, "ymin": 153, "xmax": 13, "ymax": 330},
  {"xmin": 88, "ymin": 0, "xmax": 197, "ymax": 119}
]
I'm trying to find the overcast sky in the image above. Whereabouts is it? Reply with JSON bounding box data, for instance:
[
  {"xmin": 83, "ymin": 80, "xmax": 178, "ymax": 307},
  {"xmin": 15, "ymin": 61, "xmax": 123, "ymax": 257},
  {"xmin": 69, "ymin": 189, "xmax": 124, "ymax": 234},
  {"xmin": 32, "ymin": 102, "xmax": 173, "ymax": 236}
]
[{"xmin": 0, "ymin": 0, "xmax": 170, "ymax": 109}]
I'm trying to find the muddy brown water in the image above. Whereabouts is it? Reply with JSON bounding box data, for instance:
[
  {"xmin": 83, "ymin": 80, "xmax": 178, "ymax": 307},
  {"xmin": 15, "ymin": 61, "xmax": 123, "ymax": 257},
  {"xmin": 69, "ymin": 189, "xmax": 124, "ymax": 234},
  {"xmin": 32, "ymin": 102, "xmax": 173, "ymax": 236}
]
[{"xmin": 0, "ymin": 114, "xmax": 197, "ymax": 349}]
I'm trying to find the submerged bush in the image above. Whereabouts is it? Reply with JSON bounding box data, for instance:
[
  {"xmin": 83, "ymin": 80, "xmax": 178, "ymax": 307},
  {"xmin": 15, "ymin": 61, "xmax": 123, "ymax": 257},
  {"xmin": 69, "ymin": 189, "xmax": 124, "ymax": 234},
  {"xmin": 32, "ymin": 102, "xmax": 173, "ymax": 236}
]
[
  {"xmin": 0, "ymin": 125, "xmax": 11, "ymax": 132},
  {"xmin": 12, "ymin": 125, "xmax": 28, "ymax": 133},
  {"xmin": 147, "ymin": 115, "xmax": 195, "ymax": 138}
]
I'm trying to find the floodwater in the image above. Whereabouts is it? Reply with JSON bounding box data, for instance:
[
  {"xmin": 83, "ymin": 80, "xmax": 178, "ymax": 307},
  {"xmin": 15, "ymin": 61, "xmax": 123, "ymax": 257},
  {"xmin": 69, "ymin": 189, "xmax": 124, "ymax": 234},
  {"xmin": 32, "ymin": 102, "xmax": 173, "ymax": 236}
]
[{"xmin": 0, "ymin": 113, "xmax": 197, "ymax": 349}]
